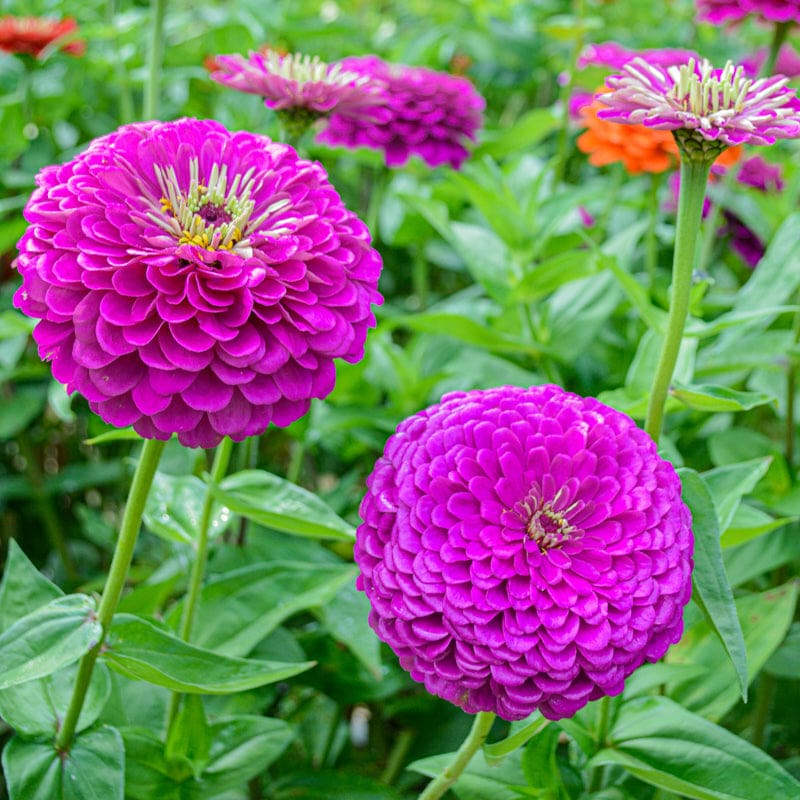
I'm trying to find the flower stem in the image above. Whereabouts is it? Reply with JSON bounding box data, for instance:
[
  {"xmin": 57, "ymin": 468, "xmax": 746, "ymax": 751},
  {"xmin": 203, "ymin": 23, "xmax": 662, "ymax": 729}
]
[
  {"xmin": 588, "ymin": 696, "xmax": 612, "ymax": 792},
  {"xmin": 143, "ymin": 0, "xmax": 167, "ymax": 120},
  {"xmin": 763, "ymin": 21, "xmax": 790, "ymax": 77},
  {"xmin": 646, "ymin": 172, "xmax": 664, "ymax": 289},
  {"xmin": 417, "ymin": 712, "xmax": 495, "ymax": 800},
  {"xmin": 165, "ymin": 435, "xmax": 234, "ymax": 728},
  {"xmin": 644, "ymin": 157, "xmax": 711, "ymax": 442},
  {"xmin": 554, "ymin": 0, "xmax": 586, "ymax": 184},
  {"xmin": 785, "ymin": 306, "xmax": 800, "ymax": 470},
  {"xmin": 55, "ymin": 438, "xmax": 166, "ymax": 752}
]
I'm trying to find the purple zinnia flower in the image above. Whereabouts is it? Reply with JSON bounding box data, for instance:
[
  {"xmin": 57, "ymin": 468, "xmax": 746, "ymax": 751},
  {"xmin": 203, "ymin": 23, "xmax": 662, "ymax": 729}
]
[
  {"xmin": 355, "ymin": 385, "xmax": 693, "ymax": 721},
  {"xmin": 697, "ymin": 0, "xmax": 800, "ymax": 24},
  {"xmin": 317, "ymin": 55, "xmax": 485, "ymax": 169},
  {"xmin": 736, "ymin": 153, "xmax": 785, "ymax": 191},
  {"xmin": 14, "ymin": 118, "xmax": 383, "ymax": 448},
  {"xmin": 599, "ymin": 57, "xmax": 800, "ymax": 152},
  {"xmin": 211, "ymin": 50, "xmax": 385, "ymax": 120}
]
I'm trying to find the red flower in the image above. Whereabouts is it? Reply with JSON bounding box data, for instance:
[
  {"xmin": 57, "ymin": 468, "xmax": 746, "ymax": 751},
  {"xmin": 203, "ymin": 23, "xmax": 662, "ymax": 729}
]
[{"xmin": 0, "ymin": 16, "xmax": 84, "ymax": 58}]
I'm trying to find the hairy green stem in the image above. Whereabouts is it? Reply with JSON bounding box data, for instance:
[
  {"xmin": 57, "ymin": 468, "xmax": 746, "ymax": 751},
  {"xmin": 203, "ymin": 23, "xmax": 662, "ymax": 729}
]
[
  {"xmin": 55, "ymin": 438, "xmax": 166, "ymax": 752},
  {"xmin": 417, "ymin": 712, "xmax": 495, "ymax": 800},
  {"xmin": 646, "ymin": 172, "xmax": 664, "ymax": 289},
  {"xmin": 751, "ymin": 672, "xmax": 777, "ymax": 749},
  {"xmin": 166, "ymin": 436, "xmax": 234, "ymax": 728},
  {"xmin": 380, "ymin": 729, "xmax": 415, "ymax": 785},
  {"xmin": 143, "ymin": 0, "xmax": 167, "ymax": 120},
  {"xmin": 645, "ymin": 157, "xmax": 712, "ymax": 441}
]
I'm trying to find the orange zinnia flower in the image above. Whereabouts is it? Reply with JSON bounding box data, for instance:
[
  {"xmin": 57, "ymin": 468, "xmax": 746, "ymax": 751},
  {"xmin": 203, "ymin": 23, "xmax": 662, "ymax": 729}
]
[
  {"xmin": 577, "ymin": 98, "xmax": 678, "ymax": 174},
  {"xmin": 0, "ymin": 16, "xmax": 84, "ymax": 58}
]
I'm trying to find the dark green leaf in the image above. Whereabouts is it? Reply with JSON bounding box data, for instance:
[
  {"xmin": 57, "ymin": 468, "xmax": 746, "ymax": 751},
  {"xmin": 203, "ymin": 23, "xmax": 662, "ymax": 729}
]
[
  {"xmin": 3, "ymin": 726, "xmax": 124, "ymax": 800},
  {"xmin": 270, "ymin": 770, "xmax": 404, "ymax": 800},
  {"xmin": 210, "ymin": 470, "xmax": 355, "ymax": 541},
  {"xmin": 0, "ymin": 540, "xmax": 63, "ymax": 633},
  {"xmin": 104, "ymin": 613, "xmax": 314, "ymax": 693},
  {"xmin": 483, "ymin": 713, "xmax": 549, "ymax": 764},
  {"xmin": 677, "ymin": 468, "xmax": 748, "ymax": 701},
  {"xmin": 0, "ymin": 595, "xmax": 102, "ymax": 689},
  {"xmin": 765, "ymin": 622, "xmax": 800, "ymax": 679},
  {"xmin": 0, "ymin": 385, "xmax": 47, "ymax": 438},
  {"xmin": 589, "ymin": 696, "xmax": 800, "ymax": 800},
  {"xmin": 167, "ymin": 561, "xmax": 356, "ymax": 657},
  {"xmin": 165, "ymin": 695, "xmax": 211, "ymax": 780}
]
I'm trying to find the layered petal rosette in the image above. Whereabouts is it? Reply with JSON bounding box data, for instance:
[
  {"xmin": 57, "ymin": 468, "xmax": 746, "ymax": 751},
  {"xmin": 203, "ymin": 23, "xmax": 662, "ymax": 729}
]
[
  {"xmin": 355, "ymin": 385, "xmax": 693, "ymax": 721},
  {"xmin": 598, "ymin": 57, "xmax": 800, "ymax": 150},
  {"xmin": 14, "ymin": 118, "xmax": 383, "ymax": 448},
  {"xmin": 317, "ymin": 55, "xmax": 485, "ymax": 169}
]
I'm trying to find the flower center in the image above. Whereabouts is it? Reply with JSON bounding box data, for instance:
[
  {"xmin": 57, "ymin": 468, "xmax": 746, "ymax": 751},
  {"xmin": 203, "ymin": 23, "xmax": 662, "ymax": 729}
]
[
  {"xmin": 526, "ymin": 502, "xmax": 575, "ymax": 552},
  {"xmin": 269, "ymin": 51, "xmax": 368, "ymax": 90},
  {"xmin": 148, "ymin": 157, "xmax": 289, "ymax": 254},
  {"xmin": 669, "ymin": 59, "xmax": 750, "ymax": 118}
]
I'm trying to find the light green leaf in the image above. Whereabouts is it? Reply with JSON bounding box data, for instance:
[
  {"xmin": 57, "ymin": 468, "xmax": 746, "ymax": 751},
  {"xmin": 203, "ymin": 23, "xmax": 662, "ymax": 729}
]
[
  {"xmin": 3, "ymin": 726, "xmax": 124, "ymax": 800},
  {"xmin": 670, "ymin": 382, "xmax": 776, "ymax": 413},
  {"xmin": 167, "ymin": 561, "xmax": 357, "ymax": 657},
  {"xmin": 209, "ymin": 470, "xmax": 355, "ymax": 541},
  {"xmin": 144, "ymin": 473, "xmax": 232, "ymax": 546},
  {"xmin": 667, "ymin": 582, "xmax": 798, "ymax": 720},
  {"xmin": 0, "ymin": 595, "xmax": 102, "ymax": 689},
  {"xmin": 720, "ymin": 504, "xmax": 796, "ymax": 548},
  {"xmin": 483, "ymin": 713, "xmax": 549, "ymax": 764},
  {"xmin": 589, "ymin": 696, "xmax": 800, "ymax": 800},
  {"xmin": 473, "ymin": 108, "xmax": 559, "ymax": 159},
  {"xmin": 678, "ymin": 469, "xmax": 748, "ymax": 701},
  {"xmin": 104, "ymin": 613, "xmax": 314, "ymax": 693},
  {"xmin": 0, "ymin": 661, "xmax": 111, "ymax": 737},
  {"xmin": 765, "ymin": 622, "xmax": 800, "ymax": 679},
  {"xmin": 701, "ymin": 458, "xmax": 773, "ymax": 533},
  {"xmin": 0, "ymin": 540, "xmax": 63, "ymax": 633},
  {"xmin": 165, "ymin": 695, "xmax": 211, "ymax": 780}
]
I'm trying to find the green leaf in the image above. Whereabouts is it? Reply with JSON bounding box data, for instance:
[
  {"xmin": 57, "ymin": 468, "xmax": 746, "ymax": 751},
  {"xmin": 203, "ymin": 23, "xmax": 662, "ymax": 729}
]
[
  {"xmin": 0, "ymin": 595, "xmax": 102, "ymax": 689},
  {"xmin": 765, "ymin": 622, "xmax": 800, "ymax": 679},
  {"xmin": 701, "ymin": 458, "xmax": 773, "ymax": 533},
  {"xmin": 195, "ymin": 716, "xmax": 295, "ymax": 797},
  {"xmin": 119, "ymin": 727, "xmax": 178, "ymax": 800},
  {"xmin": 589, "ymin": 696, "xmax": 800, "ymax": 800},
  {"xmin": 724, "ymin": 527, "xmax": 800, "ymax": 587},
  {"xmin": 165, "ymin": 695, "xmax": 211, "ymax": 780},
  {"xmin": 409, "ymin": 750, "xmax": 527, "ymax": 800},
  {"xmin": 317, "ymin": 580, "xmax": 382, "ymax": 679},
  {"xmin": 3, "ymin": 726, "xmax": 124, "ymax": 800},
  {"xmin": 104, "ymin": 613, "xmax": 315, "ymax": 693},
  {"xmin": 510, "ymin": 249, "xmax": 602, "ymax": 304},
  {"xmin": 677, "ymin": 468, "xmax": 748, "ymax": 701},
  {"xmin": 0, "ymin": 540, "xmax": 63, "ymax": 633},
  {"xmin": 667, "ymin": 582, "xmax": 798, "ymax": 720},
  {"xmin": 520, "ymin": 724, "xmax": 562, "ymax": 794},
  {"xmin": 270, "ymin": 770, "xmax": 404, "ymax": 800},
  {"xmin": 144, "ymin": 473, "xmax": 232, "ymax": 546},
  {"xmin": 167, "ymin": 561, "xmax": 356, "ymax": 657},
  {"xmin": 483, "ymin": 713, "xmax": 549, "ymax": 764},
  {"xmin": 720, "ymin": 504, "xmax": 796, "ymax": 548},
  {"xmin": 670, "ymin": 382, "xmax": 776, "ymax": 413},
  {"xmin": 0, "ymin": 385, "xmax": 47, "ymax": 439},
  {"xmin": 473, "ymin": 109, "xmax": 559, "ymax": 159},
  {"xmin": 0, "ymin": 661, "xmax": 111, "ymax": 737},
  {"xmin": 209, "ymin": 470, "xmax": 355, "ymax": 541}
]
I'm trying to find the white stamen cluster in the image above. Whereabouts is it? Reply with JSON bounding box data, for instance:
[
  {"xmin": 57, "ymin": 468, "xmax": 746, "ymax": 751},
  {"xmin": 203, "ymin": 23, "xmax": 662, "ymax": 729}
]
[
  {"xmin": 148, "ymin": 158, "xmax": 291, "ymax": 254},
  {"xmin": 267, "ymin": 51, "xmax": 371, "ymax": 90}
]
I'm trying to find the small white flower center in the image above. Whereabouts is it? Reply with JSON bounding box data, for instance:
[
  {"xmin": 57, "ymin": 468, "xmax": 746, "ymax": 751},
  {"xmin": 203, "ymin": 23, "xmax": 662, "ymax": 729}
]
[
  {"xmin": 668, "ymin": 58, "xmax": 751, "ymax": 117},
  {"xmin": 147, "ymin": 158, "xmax": 290, "ymax": 254},
  {"xmin": 268, "ymin": 51, "xmax": 370, "ymax": 89}
]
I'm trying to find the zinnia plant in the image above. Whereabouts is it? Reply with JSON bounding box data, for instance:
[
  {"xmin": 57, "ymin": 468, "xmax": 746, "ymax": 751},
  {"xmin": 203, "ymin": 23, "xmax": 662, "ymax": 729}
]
[{"xmin": 14, "ymin": 118, "xmax": 383, "ymax": 449}]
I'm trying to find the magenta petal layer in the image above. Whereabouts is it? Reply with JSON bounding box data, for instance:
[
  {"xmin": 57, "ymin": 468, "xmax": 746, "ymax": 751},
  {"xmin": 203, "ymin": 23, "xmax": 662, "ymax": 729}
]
[
  {"xmin": 697, "ymin": 0, "xmax": 800, "ymax": 24},
  {"xmin": 317, "ymin": 55, "xmax": 485, "ymax": 169},
  {"xmin": 354, "ymin": 385, "xmax": 694, "ymax": 721},
  {"xmin": 15, "ymin": 118, "xmax": 383, "ymax": 448}
]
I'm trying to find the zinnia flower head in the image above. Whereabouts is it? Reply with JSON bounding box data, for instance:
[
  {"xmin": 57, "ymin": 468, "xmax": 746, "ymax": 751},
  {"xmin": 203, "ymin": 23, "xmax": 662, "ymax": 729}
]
[
  {"xmin": 599, "ymin": 57, "xmax": 800, "ymax": 157},
  {"xmin": 317, "ymin": 55, "xmax": 485, "ymax": 169},
  {"xmin": 355, "ymin": 385, "xmax": 694, "ymax": 721},
  {"xmin": 0, "ymin": 16, "xmax": 84, "ymax": 58},
  {"xmin": 211, "ymin": 50, "xmax": 386, "ymax": 136},
  {"xmin": 696, "ymin": 0, "xmax": 800, "ymax": 24},
  {"xmin": 14, "ymin": 118, "xmax": 383, "ymax": 448}
]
